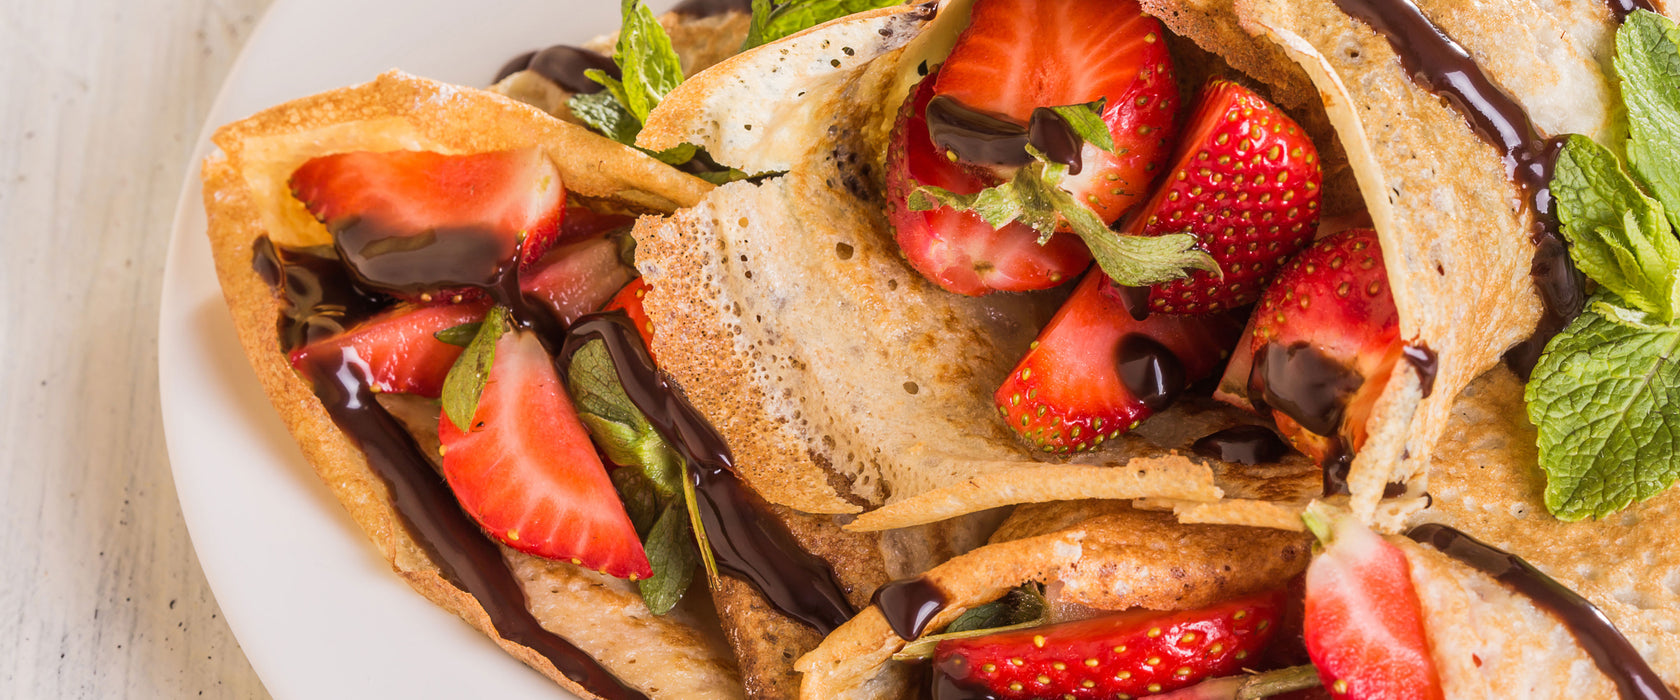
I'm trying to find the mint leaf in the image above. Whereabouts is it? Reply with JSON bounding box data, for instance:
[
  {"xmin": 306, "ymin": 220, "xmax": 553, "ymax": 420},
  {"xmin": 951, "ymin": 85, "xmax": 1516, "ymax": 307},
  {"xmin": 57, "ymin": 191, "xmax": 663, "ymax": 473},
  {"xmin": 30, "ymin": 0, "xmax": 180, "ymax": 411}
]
[
  {"xmin": 908, "ymin": 151, "xmax": 1216, "ymax": 286},
  {"xmin": 568, "ymin": 90, "xmax": 641, "ymax": 145},
  {"xmin": 744, "ymin": 0, "xmax": 906, "ymax": 49},
  {"xmin": 433, "ymin": 321, "xmax": 482, "ymax": 348},
  {"xmin": 610, "ymin": 0, "xmax": 685, "ymax": 124},
  {"xmin": 646, "ymin": 143, "xmax": 761, "ymax": 185},
  {"xmin": 1553, "ymin": 134, "xmax": 1680, "ymax": 322},
  {"xmin": 1526, "ymin": 304, "xmax": 1680, "ymax": 520},
  {"xmin": 637, "ymin": 501, "xmax": 699, "ymax": 615},
  {"xmin": 1045, "ymin": 101, "xmax": 1115, "ymax": 154},
  {"xmin": 1616, "ymin": 10, "xmax": 1680, "ymax": 232},
  {"xmin": 441, "ymin": 307, "xmax": 510, "ymax": 432},
  {"xmin": 891, "ymin": 585, "xmax": 1048, "ymax": 661}
]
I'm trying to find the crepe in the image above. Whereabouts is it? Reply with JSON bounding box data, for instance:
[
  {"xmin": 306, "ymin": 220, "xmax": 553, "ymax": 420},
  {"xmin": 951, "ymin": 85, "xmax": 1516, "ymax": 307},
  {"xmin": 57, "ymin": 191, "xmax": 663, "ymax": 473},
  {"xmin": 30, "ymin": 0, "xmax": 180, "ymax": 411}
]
[{"xmin": 202, "ymin": 70, "xmax": 737, "ymax": 699}]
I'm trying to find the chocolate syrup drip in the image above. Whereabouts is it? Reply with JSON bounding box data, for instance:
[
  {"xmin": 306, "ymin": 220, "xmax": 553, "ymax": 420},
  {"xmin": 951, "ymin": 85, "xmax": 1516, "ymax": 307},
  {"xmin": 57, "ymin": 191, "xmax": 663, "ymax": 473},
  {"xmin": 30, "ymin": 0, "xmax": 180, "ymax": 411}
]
[
  {"xmin": 1117, "ymin": 334, "xmax": 1188, "ymax": 412},
  {"xmin": 335, "ymin": 223, "xmax": 517, "ymax": 296},
  {"xmin": 1104, "ymin": 281, "xmax": 1153, "ymax": 321},
  {"xmin": 1327, "ymin": 0, "xmax": 1585, "ymax": 377},
  {"xmin": 1607, "ymin": 0, "xmax": 1660, "ymax": 22},
  {"xmin": 1400, "ymin": 343, "xmax": 1438, "ymax": 398},
  {"xmin": 1250, "ymin": 342, "xmax": 1363, "ymax": 438},
  {"xmin": 931, "ymin": 655, "xmax": 1000, "ymax": 700},
  {"xmin": 252, "ymin": 238, "xmax": 391, "ymax": 352},
  {"xmin": 1506, "ymin": 234, "xmax": 1588, "ymax": 379},
  {"xmin": 873, "ymin": 576, "xmax": 950, "ymax": 640},
  {"xmin": 494, "ymin": 45, "xmax": 620, "ymax": 93},
  {"xmin": 1321, "ymin": 438, "xmax": 1354, "ymax": 496},
  {"xmin": 561, "ymin": 313, "xmax": 855, "ymax": 634},
  {"xmin": 923, "ymin": 97, "xmax": 1087, "ymax": 173},
  {"xmin": 671, "ymin": 0, "xmax": 753, "ymax": 17},
  {"xmin": 493, "ymin": 51, "xmax": 537, "ymax": 84},
  {"xmin": 1408, "ymin": 524, "xmax": 1678, "ymax": 700},
  {"xmin": 1192, "ymin": 425, "xmax": 1288, "ymax": 465},
  {"xmin": 254, "ymin": 237, "xmax": 646, "ymax": 700}
]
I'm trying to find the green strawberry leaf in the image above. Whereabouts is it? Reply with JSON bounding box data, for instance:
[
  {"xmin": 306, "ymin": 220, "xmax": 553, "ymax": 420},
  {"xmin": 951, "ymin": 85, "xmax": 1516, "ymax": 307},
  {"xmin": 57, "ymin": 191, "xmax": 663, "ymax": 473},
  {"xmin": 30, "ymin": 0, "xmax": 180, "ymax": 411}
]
[
  {"xmin": 1552, "ymin": 134, "xmax": 1680, "ymax": 323},
  {"xmin": 637, "ymin": 501, "xmax": 700, "ymax": 615},
  {"xmin": 1045, "ymin": 100, "xmax": 1115, "ymax": 154},
  {"xmin": 440, "ymin": 306, "xmax": 510, "ymax": 432},
  {"xmin": 1526, "ymin": 303, "xmax": 1680, "ymax": 520},
  {"xmin": 433, "ymin": 321, "xmax": 483, "ymax": 348},
  {"xmin": 744, "ymin": 0, "xmax": 906, "ymax": 50},
  {"xmin": 1616, "ymin": 10, "xmax": 1680, "ymax": 233}
]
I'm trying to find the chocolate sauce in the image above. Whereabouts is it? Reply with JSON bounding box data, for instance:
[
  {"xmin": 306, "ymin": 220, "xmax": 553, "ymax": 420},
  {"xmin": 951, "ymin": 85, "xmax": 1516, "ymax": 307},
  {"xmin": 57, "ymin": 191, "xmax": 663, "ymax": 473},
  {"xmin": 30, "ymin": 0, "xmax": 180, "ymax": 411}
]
[
  {"xmin": 494, "ymin": 50, "xmax": 537, "ymax": 84},
  {"xmin": 1327, "ymin": 0, "xmax": 1586, "ymax": 377},
  {"xmin": 1104, "ymin": 281, "xmax": 1153, "ymax": 321},
  {"xmin": 873, "ymin": 576, "xmax": 950, "ymax": 640},
  {"xmin": 255, "ymin": 237, "xmax": 646, "ymax": 700},
  {"xmin": 1250, "ymin": 342, "xmax": 1363, "ymax": 438},
  {"xmin": 924, "ymin": 96, "xmax": 1032, "ymax": 169},
  {"xmin": 1506, "ymin": 234, "xmax": 1588, "ymax": 379},
  {"xmin": 1400, "ymin": 343, "xmax": 1438, "ymax": 398},
  {"xmin": 1027, "ymin": 107, "xmax": 1085, "ymax": 175},
  {"xmin": 1408, "ymin": 524, "xmax": 1678, "ymax": 700},
  {"xmin": 528, "ymin": 45, "xmax": 621, "ymax": 94},
  {"xmin": 1192, "ymin": 425, "xmax": 1288, "ymax": 465},
  {"xmin": 1606, "ymin": 0, "xmax": 1660, "ymax": 22},
  {"xmin": 1117, "ymin": 334, "xmax": 1187, "ymax": 412},
  {"xmin": 561, "ymin": 313, "xmax": 855, "ymax": 634},
  {"xmin": 335, "ymin": 223, "xmax": 517, "ymax": 296},
  {"xmin": 252, "ymin": 237, "xmax": 390, "ymax": 352},
  {"xmin": 1321, "ymin": 438, "xmax": 1354, "ymax": 496},
  {"xmin": 931, "ymin": 656, "xmax": 1000, "ymax": 700},
  {"xmin": 671, "ymin": 0, "xmax": 753, "ymax": 17}
]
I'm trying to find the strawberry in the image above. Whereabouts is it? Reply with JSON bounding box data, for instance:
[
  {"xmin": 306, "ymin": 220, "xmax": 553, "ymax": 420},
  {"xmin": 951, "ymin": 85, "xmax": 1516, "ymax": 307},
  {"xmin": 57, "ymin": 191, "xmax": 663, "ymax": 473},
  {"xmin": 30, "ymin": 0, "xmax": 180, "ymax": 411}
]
[
  {"xmin": 1246, "ymin": 229, "xmax": 1399, "ymax": 467},
  {"xmin": 288, "ymin": 300, "xmax": 490, "ymax": 398},
  {"xmin": 290, "ymin": 149, "xmax": 564, "ymax": 300},
  {"xmin": 560, "ymin": 197, "xmax": 636, "ymax": 241},
  {"xmin": 520, "ymin": 233, "xmax": 634, "ymax": 327},
  {"xmin": 437, "ymin": 326, "xmax": 651, "ymax": 580},
  {"xmin": 604, "ymin": 277, "xmax": 655, "ymax": 349},
  {"xmin": 888, "ymin": 71, "xmax": 1092, "ymax": 295},
  {"xmin": 1301, "ymin": 503, "xmax": 1442, "ymax": 700},
  {"xmin": 933, "ymin": 0, "xmax": 1181, "ymax": 225},
  {"xmin": 1107, "ymin": 79, "xmax": 1322, "ymax": 316},
  {"xmin": 996, "ymin": 271, "xmax": 1239, "ymax": 453},
  {"xmin": 933, "ymin": 590, "xmax": 1285, "ymax": 700}
]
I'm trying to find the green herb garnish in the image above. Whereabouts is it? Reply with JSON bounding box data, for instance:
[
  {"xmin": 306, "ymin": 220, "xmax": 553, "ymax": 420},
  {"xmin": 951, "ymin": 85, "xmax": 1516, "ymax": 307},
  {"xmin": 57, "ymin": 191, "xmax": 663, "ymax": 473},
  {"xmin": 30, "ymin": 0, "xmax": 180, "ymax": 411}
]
[
  {"xmin": 440, "ymin": 306, "xmax": 509, "ymax": 432},
  {"xmin": 744, "ymin": 0, "xmax": 908, "ymax": 49}
]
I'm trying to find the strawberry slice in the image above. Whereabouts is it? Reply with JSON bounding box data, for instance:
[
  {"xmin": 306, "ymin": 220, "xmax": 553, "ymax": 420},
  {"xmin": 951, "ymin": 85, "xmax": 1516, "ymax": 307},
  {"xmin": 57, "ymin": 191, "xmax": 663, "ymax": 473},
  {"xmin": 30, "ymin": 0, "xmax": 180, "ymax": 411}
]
[
  {"xmin": 1107, "ymin": 79, "xmax": 1323, "ymax": 316},
  {"xmin": 888, "ymin": 71, "xmax": 1092, "ymax": 295},
  {"xmin": 996, "ymin": 271, "xmax": 1239, "ymax": 453},
  {"xmin": 559, "ymin": 197, "xmax": 636, "ymax": 241},
  {"xmin": 1301, "ymin": 504, "xmax": 1442, "ymax": 700},
  {"xmin": 519, "ymin": 233, "xmax": 635, "ymax": 327},
  {"xmin": 604, "ymin": 277, "xmax": 655, "ymax": 349},
  {"xmin": 933, "ymin": 590, "xmax": 1285, "ymax": 700},
  {"xmin": 1246, "ymin": 229, "xmax": 1399, "ymax": 470},
  {"xmin": 288, "ymin": 300, "xmax": 490, "ymax": 398},
  {"xmin": 933, "ymin": 0, "xmax": 1181, "ymax": 225},
  {"xmin": 437, "ymin": 326, "xmax": 651, "ymax": 579},
  {"xmin": 290, "ymin": 149, "xmax": 564, "ymax": 300}
]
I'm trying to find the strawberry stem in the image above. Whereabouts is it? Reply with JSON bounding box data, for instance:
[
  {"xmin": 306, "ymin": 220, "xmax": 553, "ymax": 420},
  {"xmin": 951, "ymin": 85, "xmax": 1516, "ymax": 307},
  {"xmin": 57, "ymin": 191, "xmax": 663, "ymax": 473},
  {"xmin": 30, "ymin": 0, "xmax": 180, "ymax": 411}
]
[
  {"xmin": 1300, "ymin": 501, "xmax": 1335, "ymax": 546},
  {"xmin": 679, "ymin": 459, "xmax": 721, "ymax": 587},
  {"xmin": 1235, "ymin": 665, "xmax": 1322, "ymax": 699}
]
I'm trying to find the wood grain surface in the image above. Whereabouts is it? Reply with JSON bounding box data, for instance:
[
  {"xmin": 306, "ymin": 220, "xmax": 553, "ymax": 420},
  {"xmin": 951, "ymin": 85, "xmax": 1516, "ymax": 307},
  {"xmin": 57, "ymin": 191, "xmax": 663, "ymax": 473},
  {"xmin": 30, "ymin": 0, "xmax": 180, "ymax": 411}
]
[{"xmin": 1, "ymin": 0, "xmax": 275, "ymax": 696}]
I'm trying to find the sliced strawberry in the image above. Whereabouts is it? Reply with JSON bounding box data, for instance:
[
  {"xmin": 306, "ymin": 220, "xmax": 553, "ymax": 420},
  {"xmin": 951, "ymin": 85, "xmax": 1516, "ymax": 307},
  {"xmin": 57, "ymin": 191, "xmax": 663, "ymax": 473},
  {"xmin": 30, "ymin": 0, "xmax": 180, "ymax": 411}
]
[
  {"xmin": 437, "ymin": 327, "xmax": 651, "ymax": 579},
  {"xmin": 604, "ymin": 277, "xmax": 655, "ymax": 349},
  {"xmin": 1246, "ymin": 229, "xmax": 1399, "ymax": 468},
  {"xmin": 935, "ymin": 0, "xmax": 1180, "ymax": 226},
  {"xmin": 888, "ymin": 71, "xmax": 1091, "ymax": 295},
  {"xmin": 1105, "ymin": 79, "xmax": 1322, "ymax": 316},
  {"xmin": 519, "ymin": 233, "xmax": 634, "ymax": 327},
  {"xmin": 291, "ymin": 149, "xmax": 564, "ymax": 300},
  {"xmin": 560, "ymin": 197, "xmax": 636, "ymax": 241},
  {"xmin": 287, "ymin": 300, "xmax": 490, "ymax": 398},
  {"xmin": 996, "ymin": 271, "xmax": 1239, "ymax": 453},
  {"xmin": 1301, "ymin": 504, "xmax": 1442, "ymax": 700},
  {"xmin": 933, "ymin": 590, "xmax": 1285, "ymax": 700}
]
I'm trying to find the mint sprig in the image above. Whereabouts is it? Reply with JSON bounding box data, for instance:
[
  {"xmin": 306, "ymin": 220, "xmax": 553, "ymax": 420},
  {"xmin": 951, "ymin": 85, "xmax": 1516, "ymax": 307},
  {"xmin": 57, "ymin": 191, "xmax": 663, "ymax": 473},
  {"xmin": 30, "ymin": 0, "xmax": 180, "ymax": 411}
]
[
  {"xmin": 1528, "ymin": 10, "xmax": 1680, "ymax": 519},
  {"xmin": 908, "ymin": 147, "xmax": 1216, "ymax": 287},
  {"xmin": 440, "ymin": 306, "xmax": 510, "ymax": 432},
  {"xmin": 744, "ymin": 0, "xmax": 907, "ymax": 50}
]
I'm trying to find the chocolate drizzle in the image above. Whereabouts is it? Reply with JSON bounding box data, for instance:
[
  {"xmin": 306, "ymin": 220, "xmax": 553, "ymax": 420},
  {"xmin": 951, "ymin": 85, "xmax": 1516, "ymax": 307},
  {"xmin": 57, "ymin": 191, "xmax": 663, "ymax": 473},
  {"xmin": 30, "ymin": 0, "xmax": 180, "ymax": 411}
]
[
  {"xmin": 336, "ymin": 223, "xmax": 518, "ymax": 295},
  {"xmin": 1606, "ymin": 0, "xmax": 1660, "ymax": 22},
  {"xmin": 873, "ymin": 576, "xmax": 950, "ymax": 640},
  {"xmin": 1321, "ymin": 438, "xmax": 1354, "ymax": 496},
  {"xmin": 1250, "ymin": 342, "xmax": 1363, "ymax": 438},
  {"xmin": 253, "ymin": 238, "xmax": 390, "ymax": 352},
  {"xmin": 1327, "ymin": 0, "xmax": 1585, "ymax": 378},
  {"xmin": 1192, "ymin": 425, "xmax": 1288, "ymax": 466},
  {"xmin": 1400, "ymin": 343, "xmax": 1438, "ymax": 398},
  {"xmin": 1408, "ymin": 524, "xmax": 1677, "ymax": 700},
  {"xmin": 561, "ymin": 313, "xmax": 855, "ymax": 634},
  {"xmin": 931, "ymin": 655, "xmax": 1001, "ymax": 700},
  {"xmin": 923, "ymin": 96, "xmax": 1087, "ymax": 173},
  {"xmin": 493, "ymin": 45, "xmax": 620, "ymax": 93},
  {"xmin": 671, "ymin": 0, "xmax": 753, "ymax": 17},
  {"xmin": 1105, "ymin": 281, "xmax": 1153, "ymax": 321},
  {"xmin": 253, "ymin": 236, "xmax": 647, "ymax": 700},
  {"xmin": 1117, "ymin": 334, "xmax": 1188, "ymax": 412}
]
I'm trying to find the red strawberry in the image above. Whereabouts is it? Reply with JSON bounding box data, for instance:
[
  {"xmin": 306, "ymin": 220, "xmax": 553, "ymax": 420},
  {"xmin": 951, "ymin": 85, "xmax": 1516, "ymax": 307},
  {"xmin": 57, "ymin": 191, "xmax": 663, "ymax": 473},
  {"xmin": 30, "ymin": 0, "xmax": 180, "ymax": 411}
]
[
  {"xmin": 1246, "ymin": 229, "xmax": 1399, "ymax": 467},
  {"xmin": 1301, "ymin": 504, "xmax": 1442, "ymax": 700},
  {"xmin": 288, "ymin": 300, "xmax": 490, "ymax": 398},
  {"xmin": 1107, "ymin": 79, "xmax": 1322, "ymax": 316},
  {"xmin": 437, "ymin": 327, "xmax": 651, "ymax": 580},
  {"xmin": 560, "ymin": 197, "xmax": 636, "ymax": 241},
  {"xmin": 290, "ymin": 149, "xmax": 564, "ymax": 300},
  {"xmin": 888, "ymin": 71, "xmax": 1092, "ymax": 295},
  {"xmin": 520, "ymin": 233, "xmax": 634, "ymax": 327},
  {"xmin": 934, "ymin": 0, "xmax": 1181, "ymax": 225},
  {"xmin": 996, "ymin": 272, "xmax": 1240, "ymax": 453},
  {"xmin": 933, "ymin": 590, "xmax": 1285, "ymax": 700},
  {"xmin": 605, "ymin": 277, "xmax": 655, "ymax": 349}
]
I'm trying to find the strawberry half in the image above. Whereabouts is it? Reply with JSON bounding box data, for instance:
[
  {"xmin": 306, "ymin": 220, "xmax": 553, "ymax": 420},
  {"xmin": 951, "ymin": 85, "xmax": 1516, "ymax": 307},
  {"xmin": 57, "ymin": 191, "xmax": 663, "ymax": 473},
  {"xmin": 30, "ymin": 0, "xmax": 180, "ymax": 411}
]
[
  {"xmin": 997, "ymin": 271, "xmax": 1239, "ymax": 453},
  {"xmin": 1301, "ymin": 504, "xmax": 1442, "ymax": 700},
  {"xmin": 290, "ymin": 149, "xmax": 564, "ymax": 300},
  {"xmin": 933, "ymin": 590, "xmax": 1285, "ymax": 700},
  {"xmin": 1107, "ymin": 79, "xmax": 1322, "ymax": 316},
  {"xmin": 437, "ymin": 327, "xmax": 651, "ymax": 580},
  {"xmin": 1246, "ymin": 229, "xmax": 1399, "ymax": 469},
  {"xmin": 933, "ymin": 0, "xmax": 1181, "ymax": 225},
  {"xmin": 288, "ymin": 300, "xmax": 490, "ymax": 398},
  {"xmin": 519, "ymin": 232, "xmax": 634, "ymax": 327},
  {"xmin": 888, "ymin": 71, "xmax": 1092, "ymax": 295},
  {"xmin": 604, "ymin": 277, "xmax": 655, "ymax": 350}
]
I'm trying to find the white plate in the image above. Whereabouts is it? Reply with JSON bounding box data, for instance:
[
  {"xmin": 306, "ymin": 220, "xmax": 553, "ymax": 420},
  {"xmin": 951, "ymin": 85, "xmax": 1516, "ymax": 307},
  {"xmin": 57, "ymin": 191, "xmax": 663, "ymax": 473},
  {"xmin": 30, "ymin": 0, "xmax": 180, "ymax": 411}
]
[{"xmin": 159, "ymin": 1, "xmax": 677, "ymax": 697}]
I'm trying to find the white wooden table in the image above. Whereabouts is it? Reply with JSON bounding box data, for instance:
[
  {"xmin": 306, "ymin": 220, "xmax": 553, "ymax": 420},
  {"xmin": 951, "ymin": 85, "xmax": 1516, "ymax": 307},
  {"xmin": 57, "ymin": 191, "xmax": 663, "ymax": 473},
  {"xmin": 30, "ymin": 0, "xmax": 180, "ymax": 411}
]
[{"xmin": 2, "ymin": 0, "xmax": 275, "ymax": 696}]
